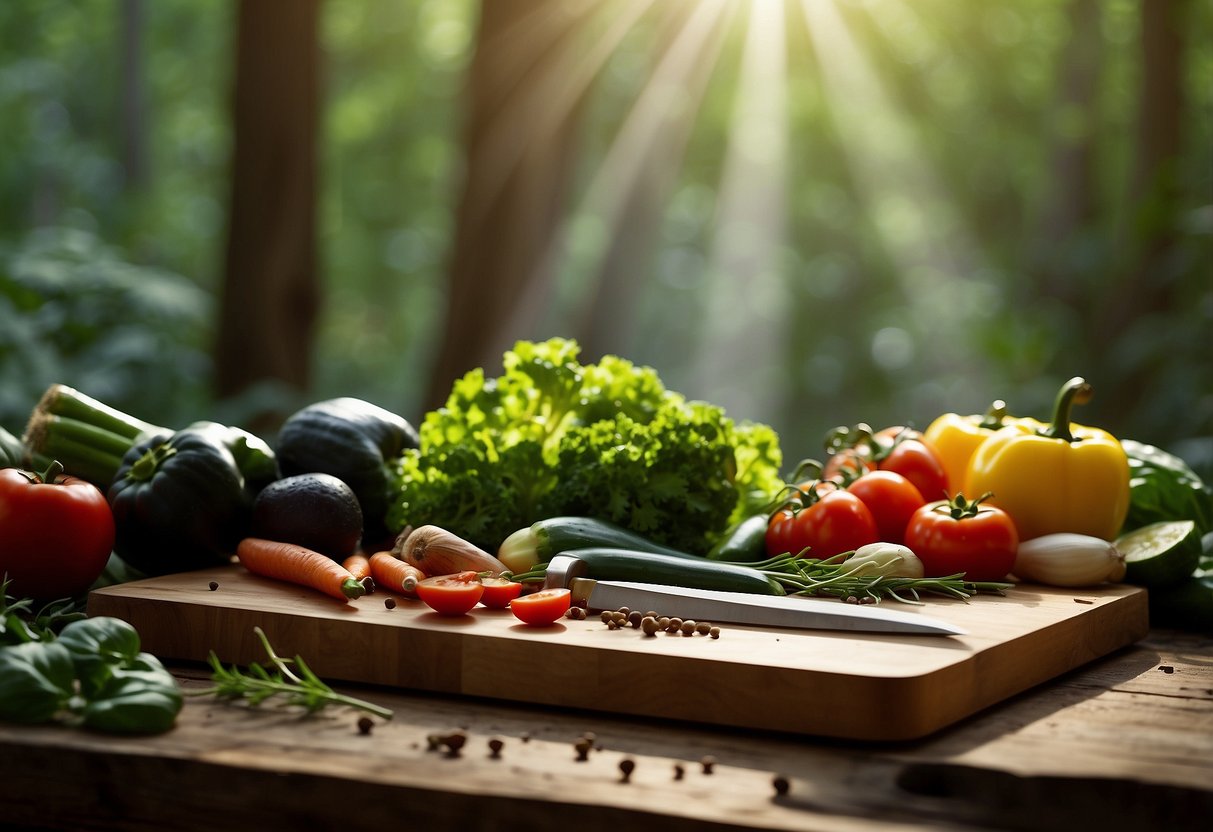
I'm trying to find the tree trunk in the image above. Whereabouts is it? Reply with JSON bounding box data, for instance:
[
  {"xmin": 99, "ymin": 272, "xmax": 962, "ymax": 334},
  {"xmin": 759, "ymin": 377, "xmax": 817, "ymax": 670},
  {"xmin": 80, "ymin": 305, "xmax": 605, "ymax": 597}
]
[
  {"xmin": 423, "ymin": 0, "xmax": 590, "ymax": 410},
  {"xmin": 214, "ymin": 0, "xmax": 322, "ymax": 422}
]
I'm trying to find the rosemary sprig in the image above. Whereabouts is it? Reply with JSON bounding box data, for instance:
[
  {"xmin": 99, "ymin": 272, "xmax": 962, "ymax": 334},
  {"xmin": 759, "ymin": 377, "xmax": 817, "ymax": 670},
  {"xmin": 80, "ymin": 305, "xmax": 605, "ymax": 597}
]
[{"xmin": 192, "ymin": 626, "xmax": 393, "ymax": 720}]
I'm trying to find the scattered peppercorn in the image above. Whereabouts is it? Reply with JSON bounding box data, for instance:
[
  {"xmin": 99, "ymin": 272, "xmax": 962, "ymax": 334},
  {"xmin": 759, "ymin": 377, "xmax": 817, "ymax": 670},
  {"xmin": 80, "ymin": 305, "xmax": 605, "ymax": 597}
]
[
  {"xmin": 521, "ymin": 732, "xmax": 532, "ymax": 743},
  {"xmin": 772, "ymin": 774, "xmax": 790, "ymax": 796},
  {"xmin": 695, "ymin": 622, "xmax": 711, "ymax": 635},
  {"xmin": 627, "ymin": 610, "xmax": 643, "ymax": 628},
  {"xmin": 607, "ymin": 620, "xmax": 619, "ymax": 631},
  {"xmin": 357, "ymin": 716, "xmax": 374, "ymax": 735},
  {"xmin": 384, "ymin": 597, "xmax": 397, "ymax": 610},
  {"xmin": 673, "ymin": 763, "xmax": 685, "ymax": 781},
  {"xmin": 1159, "ymin": 665, "xmax": 1175, "ymax": 674},
  {"xmin": 426, "ymin": 733, "xmax": 443, "ymax": 751},
  {"xmin": 641, "ymin": 616, "xmax": 659, "ymax": 637},
  {"xmin": 442, "ymin": 731, "xmax": 467, "ymax": 757},
  {"xmin": 680, "ymin": 620, "xmax": 696, "ymax": 636},
  {"xmin": 616, "ymin": 607, "xmax": 631, "ymax": 617},
  {"xmin": 709, "ymin": 627, "xmax": 721, "ymax": 639},
  {"xmin": 619, "ymin": 757, "xmax": 636, "ymax": 783},
  {"xmin": 600, "ymin": 611, "xmax": 613, "ymax": 624},
  {"xmin": 658, "ymin": 616, "xmax": 670, "ymax": 629},
  {"xmin": 700, "ymin": 755, "xmax": 716, "ymax": 774},
  {"xmin": 208, "ymin": 580, "xmax": 219, "ymax": 591},
  {"xmin": 574, "ymin": 738, "xmax": 593, "ymax": 762},
  {"xmin": 844, "ymin": 595, "xmax": 859, "ymax": 604},
  {"xmin": 488, "ymin": 738, "xmax": 504, "ymax": 758}
]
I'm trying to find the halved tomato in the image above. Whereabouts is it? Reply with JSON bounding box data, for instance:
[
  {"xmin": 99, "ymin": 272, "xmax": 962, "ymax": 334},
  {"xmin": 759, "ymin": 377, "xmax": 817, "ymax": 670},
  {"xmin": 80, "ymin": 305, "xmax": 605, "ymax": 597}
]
[
  {"xmin": 415, "ymin": 571, "xmax": 484, "ymax": 615},
  {"xmin": 479, "ymin": 576, "xmax": 523, "ymax": 609},
  {"xmin": 509, "ymin": 587, "xmax": 571, "ymax": 626}
]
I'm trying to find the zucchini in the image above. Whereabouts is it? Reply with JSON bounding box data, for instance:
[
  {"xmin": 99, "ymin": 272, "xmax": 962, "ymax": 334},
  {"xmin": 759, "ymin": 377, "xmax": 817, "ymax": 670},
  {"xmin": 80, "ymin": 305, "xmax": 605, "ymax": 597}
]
[
  {"xmin": 498, "ymin": 515, "xmax": 701, "ymax": 573},
  {"xmin": 706, "ymin": 514, "xmax": 769, "ymax": 562},
  {"xmin": 547, "ymin": 547, "xmax": 785, "ymax": 596}
]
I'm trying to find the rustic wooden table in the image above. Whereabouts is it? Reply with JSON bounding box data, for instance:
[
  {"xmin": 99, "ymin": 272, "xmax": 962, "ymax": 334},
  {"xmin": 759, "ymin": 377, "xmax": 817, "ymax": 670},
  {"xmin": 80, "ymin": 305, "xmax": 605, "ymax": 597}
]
[{"xmin": 1, "ymin": 628, "xmax": 1209, "ymax": 831}]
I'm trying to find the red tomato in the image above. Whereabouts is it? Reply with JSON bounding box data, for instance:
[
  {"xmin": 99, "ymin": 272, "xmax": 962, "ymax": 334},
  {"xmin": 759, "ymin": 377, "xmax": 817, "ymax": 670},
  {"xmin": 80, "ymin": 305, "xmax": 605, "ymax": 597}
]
[
  {"xmin": 415, "ymin": 571, "xmax": 485, "ymax": 615},
  {"xmin": 904, "ymin": 495, "xmax": 1019, "ymax": 582},
  {"xmin": 878, "ymin": 435, "xmax": 949, "ymax": 503},
  {"xmin": 846, "ymin": 470, "xmax": 925, "ymax": 545},
  {"xmin": 822, "ymin": 448, "xmax": 874, "ymax": 484},
  {"xmin": 479, "ymin": 576, "xmax": 523, "ymax": 609},
  {"xmin": 510, "ymin": 587, "xmax": 571, "ymax": 626},
  {"xmin": 766, "ymin": 486, "xmax": 879, "ymax": 559},
  {"xmin": 0, "ymin": 463, "xmax": 115, "ymax": 600}
]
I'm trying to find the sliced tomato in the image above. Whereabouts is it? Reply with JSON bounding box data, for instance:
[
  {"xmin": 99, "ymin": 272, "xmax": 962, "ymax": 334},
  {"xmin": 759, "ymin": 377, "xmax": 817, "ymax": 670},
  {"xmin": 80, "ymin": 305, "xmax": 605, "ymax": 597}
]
[
  {"xmin": 415, "ymin": 571, "xmax": 484, "ymax": 615},
  {"xmin": 510, "ymin": 587, "xmax": 571, "ymax": 626},
  {"xmin": 479, "ymin": 576, "xmax": 523, "ymax": 609}
]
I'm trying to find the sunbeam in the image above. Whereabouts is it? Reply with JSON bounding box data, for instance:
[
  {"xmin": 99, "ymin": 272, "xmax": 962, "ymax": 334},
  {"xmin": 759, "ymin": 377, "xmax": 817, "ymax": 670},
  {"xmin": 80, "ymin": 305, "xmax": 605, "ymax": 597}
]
[{"xmin": 693, "ymin": 0, "xmax": 790, "ymax": 425}]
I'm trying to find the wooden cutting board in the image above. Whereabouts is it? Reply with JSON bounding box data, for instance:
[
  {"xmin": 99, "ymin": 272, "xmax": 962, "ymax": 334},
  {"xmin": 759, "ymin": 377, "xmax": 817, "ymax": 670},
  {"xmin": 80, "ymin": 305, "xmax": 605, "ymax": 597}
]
[{"xmin": 87, "ymin": 566, "xmax": 1148, "ymax": 741}]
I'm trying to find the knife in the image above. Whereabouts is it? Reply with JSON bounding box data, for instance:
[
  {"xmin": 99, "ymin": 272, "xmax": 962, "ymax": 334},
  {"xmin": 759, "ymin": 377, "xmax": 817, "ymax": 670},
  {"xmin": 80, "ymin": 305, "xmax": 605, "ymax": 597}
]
[{"xmin": 544, "ymin": 555, "xmax": 966, "ymax": 637}]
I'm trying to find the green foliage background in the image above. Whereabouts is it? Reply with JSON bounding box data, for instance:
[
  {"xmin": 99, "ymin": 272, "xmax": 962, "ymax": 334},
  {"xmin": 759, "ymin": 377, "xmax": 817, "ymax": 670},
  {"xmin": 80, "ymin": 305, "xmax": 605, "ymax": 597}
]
[{"xmin": 0, "ymin": 0, "xmax": 1209, "ymax": 473}]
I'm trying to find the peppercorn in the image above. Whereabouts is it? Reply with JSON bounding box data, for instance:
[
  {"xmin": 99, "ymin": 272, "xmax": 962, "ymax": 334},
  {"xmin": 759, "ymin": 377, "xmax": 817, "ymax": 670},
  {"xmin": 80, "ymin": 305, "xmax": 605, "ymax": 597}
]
[
  {"xmin": 208, "ymin": 580, "xmax": 219, "ymax": 591},
  {"xmin": 618, "ymin": 757, "xmax": 635, "ymax": 783},
  {"xmin": 772, "ymin": 774, "xmax": 790, "ymax": 796},
  {"xmin": 641, "ymin": 616, "xmax": 659, "ymax": 637},
  {"xmin": 627, "ymin": 610, "xmax": 643, "ymax": 628},
  {"xmin": 488, "ymin": 738, "xmax": 504, "ymax": 759},
  {"xmin": 357, "ymin": 716, "xmax": 374, "ymax": 735},
  {"xmin": 673, "ymin": 763, "xmax": 685, "ymax": 781},
  {"xmin": 384, "ymin": 597, "xmax": 397, "ymax": 610},
  {"xmin": 700, "ymin": 755, "xmax": 716, "ymax": 774},
  {"xmin": 680, "ymin": 620, "xmax": 696, "ymax": 636},
  {"xmin": 442, "ymin": 731, "xmax": 467, "ymax": 757},
  {"xmin": 695, "ymin": 622, "xmax": 711, "ymax": 635},
  {"xmin": 574, "ymin": 738, "xmax": 593, "ymax": 761},
  {"xmin": 600, "ymin": 611, "xmax": 613, "ymax": 624},
  {"xmin": 709, "ymin": 627, "xmax": 721, "ymax": 639}
]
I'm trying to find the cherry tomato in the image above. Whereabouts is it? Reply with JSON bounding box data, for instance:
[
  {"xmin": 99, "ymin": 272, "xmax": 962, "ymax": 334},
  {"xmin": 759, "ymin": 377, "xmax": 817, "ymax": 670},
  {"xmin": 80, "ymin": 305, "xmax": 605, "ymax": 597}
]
[
  {"xmin": 479, "ymin": 576, "xmax": 523, "ymax": 609},
  {"xmin": 510, "ymin": 587, "xmax": 571, "ymax": 626},
  {"xmin": 846, "ymin": 470, "xmax": 925, "ymax": 545},
  {"xmin": 875, "ymin": 428, "xmax": 949, "ymax": 504},
  {"xmin": 904, "ymin": 494, "xmax": 1019, "ymax": 582},
  {"xmin": 822, "ymin": 448, "xmax": 874, "ymax": 484},
  {"xmin": 766, "ymin": 486, "xmax": 879, "ymax": 559},
  {"xmin": 0, "ymin": 462, "xmax": 115, "ymax": 600},
  {"xmin": 415, "ymin": 571, "xmax": 484, "ymax": 615}
]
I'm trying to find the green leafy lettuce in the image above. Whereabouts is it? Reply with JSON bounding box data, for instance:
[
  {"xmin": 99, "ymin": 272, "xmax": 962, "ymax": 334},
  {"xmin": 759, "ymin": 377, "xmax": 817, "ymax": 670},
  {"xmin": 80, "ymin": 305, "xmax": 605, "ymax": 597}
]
[{"xmin": 388, "ymin": 338, "xmax": 783, "ymax": 554}]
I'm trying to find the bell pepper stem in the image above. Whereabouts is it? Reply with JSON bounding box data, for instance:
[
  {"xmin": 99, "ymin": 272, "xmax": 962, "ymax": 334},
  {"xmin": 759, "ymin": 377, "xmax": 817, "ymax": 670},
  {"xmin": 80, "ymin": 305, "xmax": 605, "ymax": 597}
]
[
  {"xmin": 1040, "ymin": 377, "xmax": 1093, "ymax": 444},
  {"xmin": 978, "ymin": 400, "xmax": 1008, "ymax": 430}
]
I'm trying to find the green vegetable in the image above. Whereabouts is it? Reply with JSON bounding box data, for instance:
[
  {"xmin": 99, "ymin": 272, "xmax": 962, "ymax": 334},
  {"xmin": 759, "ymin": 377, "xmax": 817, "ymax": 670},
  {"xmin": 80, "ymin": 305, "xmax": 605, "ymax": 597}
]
[
  {"xmin": 1, "ymin": 425, "xmax": 23, "ymax": 467},
  {"xmin": 706, "ymin": 514, "xmax": 770, "ymax": 562},
  {"xmin": 195, "ymin": 626, "xmax": 392, "ymax": 719},
  {"xmin": 21, "ymin": 383, "xmax": 277, "ymax": 493},
  {"xmin": 276, "ymin": 398, "xmax": 419, "ymax": 546},
  {"xmin": 497, "ymin": 515, "xmax": 701, "ymax": 572},
  {"xmin": 0, "ymin": 642, "xmax": 75, "ymax": 723},
  {"xmin": 108, "ymin": 427, "xmax": 254, "ymax": 576},
  {"xmin": 0, "ymin": 610, "xmax": 183, "ymax": 734},
  {"xmin": 515, "ymin": 547, "xmax": 788, "ymax": 596},
  {"xmin": 389, "ymin": 339, "xmax": 784, "ymax": 554},
  {"xmin": 1121, "ymin": 439, "xmax": 1213, "ymax": 536}
]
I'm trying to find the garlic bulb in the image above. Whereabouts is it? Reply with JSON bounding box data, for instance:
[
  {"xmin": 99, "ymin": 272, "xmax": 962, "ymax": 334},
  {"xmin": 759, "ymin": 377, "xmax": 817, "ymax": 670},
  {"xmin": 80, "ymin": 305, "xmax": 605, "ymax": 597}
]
[
  {"xmin": 1012, "ymin": 533, "xmax": 1126, "ymax": 587},
  {"xmin": 843, "ymin": 543, "xmax": 925, "ymax": 578}
]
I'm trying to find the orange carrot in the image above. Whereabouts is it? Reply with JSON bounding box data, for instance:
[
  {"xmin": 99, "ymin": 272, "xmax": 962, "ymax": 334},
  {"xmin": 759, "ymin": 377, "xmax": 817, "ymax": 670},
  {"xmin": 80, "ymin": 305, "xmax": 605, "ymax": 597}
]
[
  {"xmin": 237, "ymin": 537, "xmax": 367, "ymax": 602},
  {"xmin": 342, "ymin": 552, "xmax": 374, "ymax": 592},
  {"xmin": 369, "ymin": 551, "xmax": 426, "ymax": 596}
]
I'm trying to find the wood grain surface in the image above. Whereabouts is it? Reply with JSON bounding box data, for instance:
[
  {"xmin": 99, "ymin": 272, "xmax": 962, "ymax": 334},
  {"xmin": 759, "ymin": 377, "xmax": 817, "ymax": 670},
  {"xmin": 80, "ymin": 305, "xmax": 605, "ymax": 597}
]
[
  {"xmin": 87, "ymin": 566, "xmax": 1149, "ymax": 741},
  {"xmin": 0, "ymin": 629, "xmax": 1209, "ymax": 832}
]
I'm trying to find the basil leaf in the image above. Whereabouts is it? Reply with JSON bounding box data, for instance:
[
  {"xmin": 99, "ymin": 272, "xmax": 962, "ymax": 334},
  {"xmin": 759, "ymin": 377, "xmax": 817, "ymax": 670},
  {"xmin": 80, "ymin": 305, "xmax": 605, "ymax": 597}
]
[
  {"xmin": 81, "ymin": 661, "xmax": 183, "ymax": 735},
  {"xmin": 0, "ymin": 642, "xmax": 75, "ymax": 724},
  {"xmin": 57, "ymin": 616, "xmax": 143, "ymax": 697},
  {"xmin": 1122, "ymin": 439, "xmax": 1213, "ymax": 535}
]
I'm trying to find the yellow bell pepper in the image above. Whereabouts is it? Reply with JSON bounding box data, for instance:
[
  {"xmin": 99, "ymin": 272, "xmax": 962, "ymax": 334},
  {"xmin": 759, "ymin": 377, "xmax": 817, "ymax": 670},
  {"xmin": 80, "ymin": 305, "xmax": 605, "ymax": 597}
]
[
  {"xmin": 923, "ymin": 400, "xmax": 1019, "ymax": 493},
  {"xmin": 964, "ymin": 377, "xmax": 1130, "ymax": 542}
]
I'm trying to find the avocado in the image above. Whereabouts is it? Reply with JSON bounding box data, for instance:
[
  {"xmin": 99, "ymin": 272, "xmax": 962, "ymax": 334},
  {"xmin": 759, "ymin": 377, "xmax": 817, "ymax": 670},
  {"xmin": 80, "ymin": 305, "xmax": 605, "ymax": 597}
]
[{"xmin": 251, "ymin": 473, "xmax": 363, "ymax": 559}]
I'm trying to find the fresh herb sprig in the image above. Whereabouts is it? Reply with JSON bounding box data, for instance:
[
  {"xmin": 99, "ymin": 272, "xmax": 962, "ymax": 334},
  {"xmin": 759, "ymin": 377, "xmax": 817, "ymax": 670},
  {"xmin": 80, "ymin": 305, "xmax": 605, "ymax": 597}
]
[{"xmin": 195, "ymin": 627, "xmax": 392, "ymax": 720}]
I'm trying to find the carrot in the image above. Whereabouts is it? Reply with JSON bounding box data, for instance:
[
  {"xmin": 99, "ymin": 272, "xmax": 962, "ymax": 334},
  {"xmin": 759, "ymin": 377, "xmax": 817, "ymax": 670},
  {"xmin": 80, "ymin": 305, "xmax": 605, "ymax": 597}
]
[
  {"xmin": 342, "ymin": 552, "xmax": 375, "ymax": 593},
  {"xmin": 237, "ymin": 537, "xmax": 367, "ymax": 602},
  {"xmin": 369, "ymin": 551, "xmax": 426, "ymax": 597}
]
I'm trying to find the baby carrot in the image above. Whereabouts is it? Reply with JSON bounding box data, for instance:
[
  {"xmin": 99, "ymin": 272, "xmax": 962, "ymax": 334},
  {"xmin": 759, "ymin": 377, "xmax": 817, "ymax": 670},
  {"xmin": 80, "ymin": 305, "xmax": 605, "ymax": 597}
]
[
  {"xmin": 237, "ymin": 538, "xmax": 367, "ymax": 602},
  {"xmin": 342, "ymin": 552, "xmax": 375, "ymax": 592},
  {"xmin": 369, "ymin": 551, "xmax": 426, "ymax": 597}
]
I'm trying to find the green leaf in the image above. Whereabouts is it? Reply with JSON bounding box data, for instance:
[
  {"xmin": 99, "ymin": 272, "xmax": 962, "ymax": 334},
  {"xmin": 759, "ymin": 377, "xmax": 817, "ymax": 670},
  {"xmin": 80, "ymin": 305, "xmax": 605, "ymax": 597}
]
[{"xmin": 0, "ymin": 642, "xmax": 75, "ymax": 724}]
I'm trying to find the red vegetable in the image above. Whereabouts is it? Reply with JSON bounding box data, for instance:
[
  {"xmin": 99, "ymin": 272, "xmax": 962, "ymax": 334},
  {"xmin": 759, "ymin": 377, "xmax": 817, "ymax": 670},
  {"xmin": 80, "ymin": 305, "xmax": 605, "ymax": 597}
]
[
  {"xmin": 0, "ymin": 462, "xmax": 115, "ymax": 600},
  {"xmin": 846, "ymin": 470, "xmax": 926, "ymax": 545},
  {"xmin": 904, "ymin": 493, "xmax": 1019, "ymax": 582},
  {"xmin": 766, "ymin": 483, "xmax": 879, "ymax": 559},
  {"xmin": 509, "ymin": 587, "xmax": 571, "ymax": 626},
  {"xmin": 415, "ymin": 571, "xmax": 484, "ymax": 616},
  {"xmin": 479, "ymin": 576, "xmax": 523, "ymax": 609}
]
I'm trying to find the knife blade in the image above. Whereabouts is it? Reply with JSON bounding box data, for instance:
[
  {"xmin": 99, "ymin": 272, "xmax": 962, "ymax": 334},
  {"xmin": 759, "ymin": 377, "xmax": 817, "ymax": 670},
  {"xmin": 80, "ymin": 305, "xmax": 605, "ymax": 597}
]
[{"xmin": 565, "ymin": 577, "xmax": 966, "ymax": 637}]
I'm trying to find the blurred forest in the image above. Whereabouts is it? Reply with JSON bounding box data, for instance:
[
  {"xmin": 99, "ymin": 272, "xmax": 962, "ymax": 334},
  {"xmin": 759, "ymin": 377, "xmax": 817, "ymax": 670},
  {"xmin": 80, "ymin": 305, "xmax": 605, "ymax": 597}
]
[{"xmin": 0, "ymin": 0, "xmax": 1210, "ymax": 473}]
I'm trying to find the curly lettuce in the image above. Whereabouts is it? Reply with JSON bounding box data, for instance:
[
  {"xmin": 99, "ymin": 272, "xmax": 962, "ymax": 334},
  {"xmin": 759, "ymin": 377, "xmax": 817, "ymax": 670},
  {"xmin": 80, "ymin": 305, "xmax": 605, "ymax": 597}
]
[{"xmin": 388, "ymin": 338, "xmax": 783, "ymax": 554}]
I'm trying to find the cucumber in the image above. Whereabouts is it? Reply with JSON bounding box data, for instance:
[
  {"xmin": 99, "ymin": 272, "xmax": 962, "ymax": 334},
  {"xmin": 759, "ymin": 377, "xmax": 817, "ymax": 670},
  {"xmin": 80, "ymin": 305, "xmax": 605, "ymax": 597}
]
[
  {"xmin": 1117, "ymin": 519, "xmax": 1202, "ymax": 589},
  {"xmin": 499, "ymin": 515, "xmax": 702, "ymax": 572},
  {"xmin": 706, "ymin": 514, "xmax": 769, "ymax": 562},
  {"xmin": 549, "ymin": 547, "xmax": 785, "ymax": 596}
]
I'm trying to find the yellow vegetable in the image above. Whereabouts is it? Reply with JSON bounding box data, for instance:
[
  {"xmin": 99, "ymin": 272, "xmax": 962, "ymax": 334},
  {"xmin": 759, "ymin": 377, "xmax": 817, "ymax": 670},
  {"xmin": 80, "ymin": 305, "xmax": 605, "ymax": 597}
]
[
  {"xmin": 923, "ymin": 400, "xmax": 1020, "ymax": 494},
  {"xmin": 965, "ymin": 377, "xmax": 1130, "ymax": 542}
]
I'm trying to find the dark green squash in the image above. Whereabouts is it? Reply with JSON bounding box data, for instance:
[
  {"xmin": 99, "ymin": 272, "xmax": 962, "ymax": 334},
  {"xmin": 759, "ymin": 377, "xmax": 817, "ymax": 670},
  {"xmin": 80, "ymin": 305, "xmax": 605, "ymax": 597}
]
[
  {"xmin": 107, "ymin": 428, "xmax": 253, "ymax": 576},
  {"xmin": 0, "ymin": 426, "xmax": 22, "ymax": 468},
  {"xmin": 274, "ymin": 398, "xmax": 419, "ymax": 546}
]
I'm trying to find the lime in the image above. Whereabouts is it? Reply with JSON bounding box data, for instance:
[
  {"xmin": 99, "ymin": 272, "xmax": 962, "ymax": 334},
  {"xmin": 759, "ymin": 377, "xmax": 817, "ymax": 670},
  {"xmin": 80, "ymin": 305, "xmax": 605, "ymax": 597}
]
[{"xmin": 1117, "ymin": 520, "xmax": 1202, "ymax": 589}]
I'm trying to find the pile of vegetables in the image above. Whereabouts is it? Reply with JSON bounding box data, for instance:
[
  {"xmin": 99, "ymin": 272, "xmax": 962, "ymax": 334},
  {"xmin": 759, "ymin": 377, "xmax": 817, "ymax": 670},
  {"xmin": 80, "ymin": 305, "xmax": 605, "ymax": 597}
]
[{"xmin": 388, "ymin": 338, "xmax": 784, "ymax": 555}]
